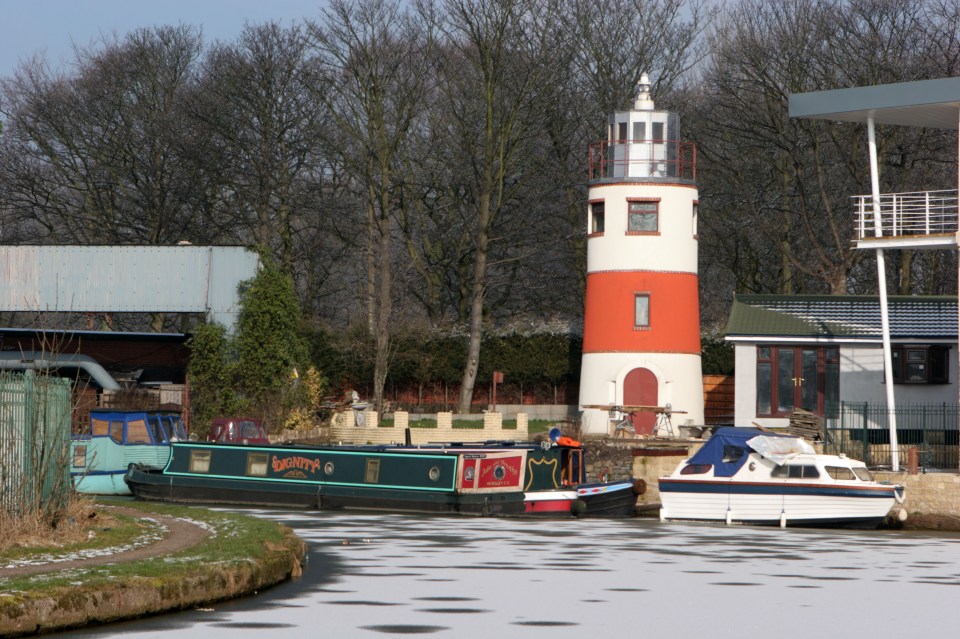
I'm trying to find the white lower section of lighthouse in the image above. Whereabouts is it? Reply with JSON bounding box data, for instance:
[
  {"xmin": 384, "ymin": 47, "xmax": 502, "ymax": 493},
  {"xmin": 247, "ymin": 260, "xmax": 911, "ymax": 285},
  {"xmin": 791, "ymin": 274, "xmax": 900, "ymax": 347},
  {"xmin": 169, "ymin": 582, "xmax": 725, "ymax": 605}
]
[{"xmin": 579, "ymin": 352, "xmax": 705, "ymax": 436}]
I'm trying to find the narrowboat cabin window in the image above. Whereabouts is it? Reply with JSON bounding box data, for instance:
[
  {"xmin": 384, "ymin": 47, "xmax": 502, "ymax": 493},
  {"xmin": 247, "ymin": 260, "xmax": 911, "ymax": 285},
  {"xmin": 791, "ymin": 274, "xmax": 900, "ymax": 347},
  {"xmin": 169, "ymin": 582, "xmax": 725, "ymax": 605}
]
[
  {"xmin": 73, "ymin": 445, "xmax": 87, "ymax": 467},
  {"xmin": 109, "ymin": 420, "xmax": 124, "ymax": 444},
  {"xmin": 428, "ymin": 466, "xmax": 440, "ymax": 482},
  {"xmin": 246, "ymin": 452, "xmax": 269, "ymax": 477},
  {"xmin": 324, "ymin": 461, "xmax": 335, "ymax": 476},
  {"xmin": 189, "ymin": 449, "xmax": 212, "ymax": 473},
  {"xmin": 148, "ymin": 416, "xmax": 166, "ymax": 443},
  {"xmin": 91, "ymin": 418, "xmax": 109, "ymax": 437},
  {"xmin": 365, "ymin": 459, "xmax": 381, "ymax": 483},
  {"xmin": 127, "ymin": 419, "xmax": 151, "ymax": 444}
]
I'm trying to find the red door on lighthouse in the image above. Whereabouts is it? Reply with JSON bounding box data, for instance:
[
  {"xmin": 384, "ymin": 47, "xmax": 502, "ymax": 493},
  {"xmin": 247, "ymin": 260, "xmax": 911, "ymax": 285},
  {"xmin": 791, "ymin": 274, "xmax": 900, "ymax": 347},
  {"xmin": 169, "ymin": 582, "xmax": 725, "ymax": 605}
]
[{"xmin": 624, "ymin": 368, "xmax": 658, "ymax": 435}]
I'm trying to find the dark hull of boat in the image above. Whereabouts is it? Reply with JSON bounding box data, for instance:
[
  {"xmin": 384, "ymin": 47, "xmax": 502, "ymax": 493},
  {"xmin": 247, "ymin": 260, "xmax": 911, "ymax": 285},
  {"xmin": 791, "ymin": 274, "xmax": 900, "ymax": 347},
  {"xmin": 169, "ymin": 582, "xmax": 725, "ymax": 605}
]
[
  {"xmin": 576, "ymin": 479, "xmax": 639, "ymax": 517},
  {"xmin": 125, "ymin": 464, "xmax": 541, "ymax": 517}
]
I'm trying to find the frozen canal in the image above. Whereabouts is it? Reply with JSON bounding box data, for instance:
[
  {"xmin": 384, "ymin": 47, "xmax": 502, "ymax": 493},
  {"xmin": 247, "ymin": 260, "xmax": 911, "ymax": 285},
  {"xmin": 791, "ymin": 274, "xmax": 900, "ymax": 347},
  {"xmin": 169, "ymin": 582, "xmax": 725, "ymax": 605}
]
[{"xmin": 60, "ymin": 510, "xmax": 960, "ymax": 638}]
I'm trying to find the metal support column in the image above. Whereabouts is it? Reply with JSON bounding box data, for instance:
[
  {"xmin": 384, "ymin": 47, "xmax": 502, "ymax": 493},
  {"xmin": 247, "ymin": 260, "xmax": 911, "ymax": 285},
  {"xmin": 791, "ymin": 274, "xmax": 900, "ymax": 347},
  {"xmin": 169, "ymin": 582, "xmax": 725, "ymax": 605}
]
[{"xmin": 867, "ymin": 116, "xmax": 899, "ymax": 470}]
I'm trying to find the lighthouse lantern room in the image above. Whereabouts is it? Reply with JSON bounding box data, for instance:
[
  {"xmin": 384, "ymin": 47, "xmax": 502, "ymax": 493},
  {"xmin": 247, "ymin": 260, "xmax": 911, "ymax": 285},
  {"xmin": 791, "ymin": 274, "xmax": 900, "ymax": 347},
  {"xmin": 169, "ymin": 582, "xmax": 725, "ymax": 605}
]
[{"xmin": 578, "ymin": 74, "xmax": 704, "ymax": 436}]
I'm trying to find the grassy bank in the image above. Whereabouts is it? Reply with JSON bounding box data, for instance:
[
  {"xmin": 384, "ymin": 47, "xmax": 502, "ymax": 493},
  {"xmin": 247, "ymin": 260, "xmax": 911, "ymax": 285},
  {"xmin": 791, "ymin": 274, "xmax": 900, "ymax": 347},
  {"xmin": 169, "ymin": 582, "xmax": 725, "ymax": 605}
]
[{"xmin": 0, "ymin": 497, "xmax": 306, "ymax": 637}]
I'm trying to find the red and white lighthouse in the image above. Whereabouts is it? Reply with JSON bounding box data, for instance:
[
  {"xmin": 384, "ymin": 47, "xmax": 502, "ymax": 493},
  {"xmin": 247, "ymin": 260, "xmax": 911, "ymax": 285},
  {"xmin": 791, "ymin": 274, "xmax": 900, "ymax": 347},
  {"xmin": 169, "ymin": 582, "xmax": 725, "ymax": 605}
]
[{"xmin": 578, "ymin": 75, "xmax": 704, "ymax": 435}]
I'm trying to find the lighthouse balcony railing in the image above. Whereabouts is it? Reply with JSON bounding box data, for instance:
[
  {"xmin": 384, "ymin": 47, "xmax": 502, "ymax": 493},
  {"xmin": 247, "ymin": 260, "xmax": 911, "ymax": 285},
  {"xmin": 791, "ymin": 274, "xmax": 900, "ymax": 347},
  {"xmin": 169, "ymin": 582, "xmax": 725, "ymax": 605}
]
[
  {"xmin": 853, "ymin": 189, "xmax": 959, "ymax": 242},
  {"xmin": 588, "ymin": 139, "xmax": 696, "ymax": 181}
]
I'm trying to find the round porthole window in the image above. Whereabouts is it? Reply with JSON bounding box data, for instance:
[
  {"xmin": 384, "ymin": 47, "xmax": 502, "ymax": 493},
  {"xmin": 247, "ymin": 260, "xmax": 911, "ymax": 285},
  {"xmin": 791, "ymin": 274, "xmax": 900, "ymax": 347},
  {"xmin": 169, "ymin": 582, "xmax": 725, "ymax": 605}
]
[
  {"xmin": 749, "ymin": 462, "xmax": 756, "ymax": 471},
  {"xmin": 428, "ymin": 466, "xmax": 440, "ymax": 482},
  {"xmin": 493, "ymin": 464, "xmax": 506, "ymax": 481},
  {"xmin": 324, "ymin": 461, "xmax": 335, "ymax": 475}
]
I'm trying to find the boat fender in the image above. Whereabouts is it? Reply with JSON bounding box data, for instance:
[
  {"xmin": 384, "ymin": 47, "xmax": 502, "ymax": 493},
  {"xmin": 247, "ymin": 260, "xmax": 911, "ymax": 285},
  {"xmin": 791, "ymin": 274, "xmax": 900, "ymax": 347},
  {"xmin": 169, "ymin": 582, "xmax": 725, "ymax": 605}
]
[
  {"xmin": 897, "ymin": 508, "xmax": 908, "ymax": 522},
  {"xmin": 632, "ymin": 478, "xmax": 647, "ymax": 496},
  {"xmin": 570, "ymin": 499, "xmax": 587, "ymax": 517}
]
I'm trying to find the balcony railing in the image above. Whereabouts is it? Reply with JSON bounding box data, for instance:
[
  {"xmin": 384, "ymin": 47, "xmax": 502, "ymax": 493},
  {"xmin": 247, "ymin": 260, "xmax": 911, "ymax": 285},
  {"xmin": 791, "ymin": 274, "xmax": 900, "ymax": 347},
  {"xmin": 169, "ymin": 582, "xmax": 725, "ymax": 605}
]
[
  {"xmin": 853, "ymin": 189, "xmax": 959, "ymax": 241},
  {"xmin": 588, "ymin": 139, "xmax": 696, "ymax": 181}
]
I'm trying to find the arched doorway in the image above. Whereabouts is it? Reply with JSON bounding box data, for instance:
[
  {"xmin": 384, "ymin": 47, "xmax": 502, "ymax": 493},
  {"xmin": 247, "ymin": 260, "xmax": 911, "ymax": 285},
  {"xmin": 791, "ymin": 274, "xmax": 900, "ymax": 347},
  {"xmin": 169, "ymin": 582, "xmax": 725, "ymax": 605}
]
[{"xmin": 624, "ymin": 368, "xmax": 658, "ymax": 435}]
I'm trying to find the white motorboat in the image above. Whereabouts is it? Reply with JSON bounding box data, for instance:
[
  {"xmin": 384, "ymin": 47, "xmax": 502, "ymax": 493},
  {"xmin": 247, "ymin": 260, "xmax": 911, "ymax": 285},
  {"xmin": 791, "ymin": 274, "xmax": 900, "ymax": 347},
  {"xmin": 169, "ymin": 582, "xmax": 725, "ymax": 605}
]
[{"xmin": 658, "ymin": 427, "xmax": 905, "ymax": 528}]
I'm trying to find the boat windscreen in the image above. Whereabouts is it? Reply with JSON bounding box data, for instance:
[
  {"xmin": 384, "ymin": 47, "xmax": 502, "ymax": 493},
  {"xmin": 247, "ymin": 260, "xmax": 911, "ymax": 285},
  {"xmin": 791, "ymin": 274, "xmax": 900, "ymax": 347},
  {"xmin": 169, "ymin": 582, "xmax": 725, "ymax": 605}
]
[
  {"xmin": 747, "ymin": 435, "xmax": 816, "ymax": 465},
  {"xmin": 686, "ymin": 427, "xmax": 796, "ymax": 477}
]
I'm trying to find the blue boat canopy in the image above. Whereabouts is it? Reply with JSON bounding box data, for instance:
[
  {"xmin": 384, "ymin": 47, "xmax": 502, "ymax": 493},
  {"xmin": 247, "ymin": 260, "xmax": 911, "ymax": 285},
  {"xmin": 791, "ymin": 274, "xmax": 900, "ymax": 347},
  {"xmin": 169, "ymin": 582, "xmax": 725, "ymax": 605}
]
[{"xmin": 687, "ymin": 427, "xmax": 794, "ymax": 477}]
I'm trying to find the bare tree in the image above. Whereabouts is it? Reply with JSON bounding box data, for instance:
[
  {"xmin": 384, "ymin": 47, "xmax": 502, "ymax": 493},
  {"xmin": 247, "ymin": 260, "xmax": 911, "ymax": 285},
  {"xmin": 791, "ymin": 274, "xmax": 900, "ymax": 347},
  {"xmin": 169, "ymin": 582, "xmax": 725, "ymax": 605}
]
[
  {"xmin": 0, "ymin": 26, "xmax": 205, "ymax": 247},
  {"xmin": 189, "ymin": 22, "xmax": 325, "ymax": 271},
  {"xmin": 691, "ymin": 0, "xmax": 944, "ymax": 304},
  {"xmin": 309, "ymin": 0, "xmax": 436, "ymax": 410},
  {"xmin": 429, "ymin": 0, "xmax": 565, "ymax": 411}
]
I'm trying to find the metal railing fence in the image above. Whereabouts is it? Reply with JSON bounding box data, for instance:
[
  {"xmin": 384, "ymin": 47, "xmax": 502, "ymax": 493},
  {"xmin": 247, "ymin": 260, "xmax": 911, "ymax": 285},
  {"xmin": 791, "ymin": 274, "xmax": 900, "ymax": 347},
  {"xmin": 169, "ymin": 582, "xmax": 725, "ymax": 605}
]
[
  {"xmin": 823, "ymin": 402, "xmax": 959, "ymax": 471},
  {"xmin": 0, "ymin": 371, "xmax": 73, "ymax": 515}
]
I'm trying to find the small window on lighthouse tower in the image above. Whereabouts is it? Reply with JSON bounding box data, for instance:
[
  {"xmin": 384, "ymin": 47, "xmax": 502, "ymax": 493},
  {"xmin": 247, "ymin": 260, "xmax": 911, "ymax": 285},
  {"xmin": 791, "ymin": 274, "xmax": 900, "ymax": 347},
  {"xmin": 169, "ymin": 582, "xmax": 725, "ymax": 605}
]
[
  {"xmin": 628, "ymin": 201, "xmax": 658, "ymax": 232},
  {"xmin": 590, "ymin": 202, "xmax": 605, "ymax": 234},
  {"xmin": 634, "ymin": 294, "xmax": 650, "ymax": 328}
]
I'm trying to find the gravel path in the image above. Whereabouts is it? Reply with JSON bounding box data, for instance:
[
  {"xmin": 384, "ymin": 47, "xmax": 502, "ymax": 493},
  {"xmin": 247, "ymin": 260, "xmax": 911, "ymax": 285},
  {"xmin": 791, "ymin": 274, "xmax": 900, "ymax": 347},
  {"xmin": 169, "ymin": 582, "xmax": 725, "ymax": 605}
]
[{"xmin": 0, "ymin": 505, "xmax": 210, "ymax": 579}]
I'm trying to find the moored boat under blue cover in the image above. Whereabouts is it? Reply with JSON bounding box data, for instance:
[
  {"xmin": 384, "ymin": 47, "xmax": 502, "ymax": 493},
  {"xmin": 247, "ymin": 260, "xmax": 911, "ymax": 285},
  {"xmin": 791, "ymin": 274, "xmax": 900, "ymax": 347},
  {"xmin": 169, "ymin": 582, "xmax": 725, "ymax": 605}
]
[{"xmin": 658, "ymin": 427, "xmax": 905, "ymax": 528}]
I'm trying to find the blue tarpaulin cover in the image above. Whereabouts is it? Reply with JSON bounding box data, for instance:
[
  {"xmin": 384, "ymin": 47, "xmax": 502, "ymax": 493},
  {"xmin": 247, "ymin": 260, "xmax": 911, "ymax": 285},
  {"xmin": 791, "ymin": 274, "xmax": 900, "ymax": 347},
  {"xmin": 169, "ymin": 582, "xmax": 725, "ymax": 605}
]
[{"xmin": 686, "ymin": 427, "xmax": 793, "ymax": 477}]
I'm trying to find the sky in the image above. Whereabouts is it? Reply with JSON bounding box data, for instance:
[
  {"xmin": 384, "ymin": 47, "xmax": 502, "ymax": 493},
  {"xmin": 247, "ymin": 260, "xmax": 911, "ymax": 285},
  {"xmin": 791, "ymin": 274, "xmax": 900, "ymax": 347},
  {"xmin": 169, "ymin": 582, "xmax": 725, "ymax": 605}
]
[{"xmin": 1, "ymin": 0, "xmax": 328, "ymax": 80}]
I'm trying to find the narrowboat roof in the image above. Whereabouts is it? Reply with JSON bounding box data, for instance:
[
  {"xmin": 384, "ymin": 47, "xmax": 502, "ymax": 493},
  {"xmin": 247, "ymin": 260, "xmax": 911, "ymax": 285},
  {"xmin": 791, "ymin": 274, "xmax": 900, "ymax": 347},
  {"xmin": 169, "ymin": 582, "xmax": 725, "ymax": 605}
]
[{"xmin": 90, "ymin": 409, "xmax": 182, "ymax": 418}]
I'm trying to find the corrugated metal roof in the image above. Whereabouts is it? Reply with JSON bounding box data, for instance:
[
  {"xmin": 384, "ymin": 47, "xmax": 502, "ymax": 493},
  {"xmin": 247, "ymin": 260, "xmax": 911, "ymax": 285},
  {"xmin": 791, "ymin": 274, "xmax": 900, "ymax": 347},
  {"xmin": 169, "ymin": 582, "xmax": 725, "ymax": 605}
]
[
  {"xmin": 725, "ymin": 294, "xmax": 958, "ymax": 340},
  {"xmin": 0, "ymin": 246, "xmax": 258, "ymax": 328}
]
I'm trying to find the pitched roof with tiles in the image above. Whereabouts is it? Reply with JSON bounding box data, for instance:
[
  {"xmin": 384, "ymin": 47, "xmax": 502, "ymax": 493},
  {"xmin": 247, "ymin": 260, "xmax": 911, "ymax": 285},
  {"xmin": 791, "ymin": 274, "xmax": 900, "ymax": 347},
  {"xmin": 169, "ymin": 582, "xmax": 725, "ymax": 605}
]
[{"xmin": 724, "ymin": 294, "xmax": 958, "ymax": 340}]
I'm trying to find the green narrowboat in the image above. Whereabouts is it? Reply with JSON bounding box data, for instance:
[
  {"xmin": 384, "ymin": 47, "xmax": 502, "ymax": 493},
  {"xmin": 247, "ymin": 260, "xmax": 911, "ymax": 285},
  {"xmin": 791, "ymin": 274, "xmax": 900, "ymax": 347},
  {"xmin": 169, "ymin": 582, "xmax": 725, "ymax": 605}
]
[{"xmin": 124, "ymin": 440, "xmax": 595, "ymax": 517}]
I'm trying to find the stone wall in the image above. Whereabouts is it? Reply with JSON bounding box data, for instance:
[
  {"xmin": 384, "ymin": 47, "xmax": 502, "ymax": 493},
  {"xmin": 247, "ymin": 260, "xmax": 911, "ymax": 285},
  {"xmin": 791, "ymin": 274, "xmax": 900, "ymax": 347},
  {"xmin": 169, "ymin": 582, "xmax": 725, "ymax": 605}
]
[
  {"xmin": 630, "ymin": 440, "xmax": 705, "ymax": 507},
  {"xmin": 874, "ymin": 470, "xmax": 960, "ymax": 529}
]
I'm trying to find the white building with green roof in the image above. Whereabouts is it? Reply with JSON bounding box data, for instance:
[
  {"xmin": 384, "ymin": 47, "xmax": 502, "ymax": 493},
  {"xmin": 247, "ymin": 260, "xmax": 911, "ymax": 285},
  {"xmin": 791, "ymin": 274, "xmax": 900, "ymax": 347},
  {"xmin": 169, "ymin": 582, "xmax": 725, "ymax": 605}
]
[{"xmin": 725, "ymin": 294, "xmax": 957, "ymax": 429}]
